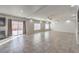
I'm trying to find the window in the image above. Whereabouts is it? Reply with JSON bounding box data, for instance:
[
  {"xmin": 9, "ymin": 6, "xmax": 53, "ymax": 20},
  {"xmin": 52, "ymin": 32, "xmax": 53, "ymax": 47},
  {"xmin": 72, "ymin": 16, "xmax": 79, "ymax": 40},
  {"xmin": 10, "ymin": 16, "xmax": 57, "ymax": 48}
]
[
  {"xmin": 45, "ymin": 24, "xmax": 49, "ymax": 29},
  {"xmin": 34, "ymin": 23, "xmax": 40, "ymax": 30}
]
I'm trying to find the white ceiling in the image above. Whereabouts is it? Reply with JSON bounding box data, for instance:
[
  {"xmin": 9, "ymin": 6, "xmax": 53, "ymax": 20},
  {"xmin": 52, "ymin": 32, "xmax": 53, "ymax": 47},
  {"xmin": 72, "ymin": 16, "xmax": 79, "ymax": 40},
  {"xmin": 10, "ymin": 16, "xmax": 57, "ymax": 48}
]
[{"xmin": 0, "ymin": 5, "xmax": 77, "ymax": 21}]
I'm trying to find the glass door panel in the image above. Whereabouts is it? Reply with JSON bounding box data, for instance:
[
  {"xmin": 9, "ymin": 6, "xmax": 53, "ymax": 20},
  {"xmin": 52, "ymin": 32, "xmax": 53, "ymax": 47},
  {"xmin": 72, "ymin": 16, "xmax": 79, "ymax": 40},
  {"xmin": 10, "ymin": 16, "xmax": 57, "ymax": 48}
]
[
  {"xmin": 12, "ymin": 21, "xmax": 18, "ymax": 36},
  {"xmin": 18, "ymin": 21, "xmax": 23, "ymax": 35},
  {"xmin": 12, "ymin": 20, "xmax": 23, "ymax": 36}
]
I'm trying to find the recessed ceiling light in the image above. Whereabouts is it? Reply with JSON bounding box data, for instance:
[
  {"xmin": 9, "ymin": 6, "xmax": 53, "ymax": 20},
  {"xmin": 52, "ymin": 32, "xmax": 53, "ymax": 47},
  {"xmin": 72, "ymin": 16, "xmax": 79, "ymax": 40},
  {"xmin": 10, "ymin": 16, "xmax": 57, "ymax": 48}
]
[
  {"xmin": 40, "ymin": 21, "xmax": 42, "ymax": 23},
  {"xmin": 70, "ymin": 5, "xmax": 75, "ymax": 7},
  {"xmin": 72, "ymin": 14, "xmax": 75, "ymax": 16},
  {"xmin": 66, "ymin": 20, "xmax": 71, "ymax": 23},
  {"xmin": 30, "ymin": 20, "xmax": 33, "ymax": 22},
  {"xmin": 20, "ymin": 10, "xmax": 23, "ymax": 13}
]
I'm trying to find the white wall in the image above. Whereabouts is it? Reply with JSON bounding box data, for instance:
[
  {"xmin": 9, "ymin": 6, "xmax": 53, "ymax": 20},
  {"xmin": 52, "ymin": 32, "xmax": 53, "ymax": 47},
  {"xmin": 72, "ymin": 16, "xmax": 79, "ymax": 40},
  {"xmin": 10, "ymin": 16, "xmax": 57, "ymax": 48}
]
[{"xmin": 51, "ymin": 20, "xmax": 76, "ymax": 33}]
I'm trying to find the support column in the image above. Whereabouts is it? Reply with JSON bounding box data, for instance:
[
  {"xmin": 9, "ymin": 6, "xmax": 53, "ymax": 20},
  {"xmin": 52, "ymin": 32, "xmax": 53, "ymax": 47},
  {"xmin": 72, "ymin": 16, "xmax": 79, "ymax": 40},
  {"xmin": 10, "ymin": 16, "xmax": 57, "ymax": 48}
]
[
  {"xmin": 41, "ymin": 22, "xmax": 45, "ymax": 32},
  {"xmin": 26, "ymin": 20, "xmax": 34, "ymax": 35},
  {"xmin": 7, "ymin": 19, "xmax": 12, "ymax": 36},
  {"xmin": 49, "ymin": 22, "xmax": 51, "ymax": 30},
  {"xmin": 23, "ymin": 21, "xmax": 26, "ymax": 34}
]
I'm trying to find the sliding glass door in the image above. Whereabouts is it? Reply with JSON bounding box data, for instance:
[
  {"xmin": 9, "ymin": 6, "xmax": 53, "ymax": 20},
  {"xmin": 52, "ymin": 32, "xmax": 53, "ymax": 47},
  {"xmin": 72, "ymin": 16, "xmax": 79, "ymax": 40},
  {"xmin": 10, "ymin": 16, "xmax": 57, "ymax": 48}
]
[{"xmin": 12, "ymin": 20, "xmax": 23, "ymax": 36}]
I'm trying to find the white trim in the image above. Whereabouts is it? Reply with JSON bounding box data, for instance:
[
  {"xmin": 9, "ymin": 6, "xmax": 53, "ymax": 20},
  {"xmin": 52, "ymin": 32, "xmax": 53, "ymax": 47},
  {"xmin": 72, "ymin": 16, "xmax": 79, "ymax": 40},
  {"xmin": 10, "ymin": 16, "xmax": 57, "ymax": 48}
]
[{"xmin": 0, "ymin": 36, "xmax": 19, "ymax": 46}]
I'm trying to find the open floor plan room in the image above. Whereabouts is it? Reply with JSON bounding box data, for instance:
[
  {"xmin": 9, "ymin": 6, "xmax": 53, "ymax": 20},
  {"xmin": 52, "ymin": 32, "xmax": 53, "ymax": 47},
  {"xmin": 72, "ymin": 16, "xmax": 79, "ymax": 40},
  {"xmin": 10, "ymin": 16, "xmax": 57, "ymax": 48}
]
[{"xmin": 0, "ymin": 5, "xmax": 78, "ymax": 53}]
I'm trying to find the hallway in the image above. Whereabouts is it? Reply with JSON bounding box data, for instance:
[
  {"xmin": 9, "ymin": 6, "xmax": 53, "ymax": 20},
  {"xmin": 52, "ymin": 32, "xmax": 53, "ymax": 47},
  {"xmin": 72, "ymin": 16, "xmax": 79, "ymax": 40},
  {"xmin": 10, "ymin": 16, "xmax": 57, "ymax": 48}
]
[{"xmin": 0, "ymin": 31, "xmax": 77, "ymax": 53}]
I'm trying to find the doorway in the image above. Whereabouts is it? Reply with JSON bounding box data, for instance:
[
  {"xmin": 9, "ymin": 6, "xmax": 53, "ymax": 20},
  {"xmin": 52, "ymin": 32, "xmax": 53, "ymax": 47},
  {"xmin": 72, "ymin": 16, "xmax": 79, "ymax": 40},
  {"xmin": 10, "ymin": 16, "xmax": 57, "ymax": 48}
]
[{"xmin": 12, "ymin": 20, "xmax": 23, "ymax": 36}]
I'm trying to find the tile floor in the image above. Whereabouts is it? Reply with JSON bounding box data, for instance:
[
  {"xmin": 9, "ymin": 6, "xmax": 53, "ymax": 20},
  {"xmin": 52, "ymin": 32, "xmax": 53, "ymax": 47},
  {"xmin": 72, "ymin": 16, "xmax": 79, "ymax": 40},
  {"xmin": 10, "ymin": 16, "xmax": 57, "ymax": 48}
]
[{"xmin": 0, "ymin": 31, "xmax": 78, "ymax": 53}]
